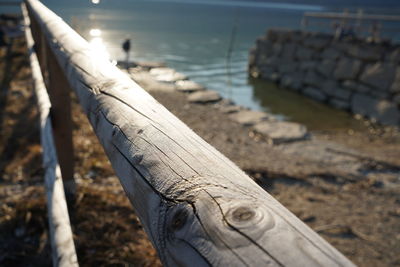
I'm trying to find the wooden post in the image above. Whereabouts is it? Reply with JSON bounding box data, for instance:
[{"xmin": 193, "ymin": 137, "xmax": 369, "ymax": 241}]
[{"xmin": 45, "ymin": 46, "xmax": 76, "ymax": 200}]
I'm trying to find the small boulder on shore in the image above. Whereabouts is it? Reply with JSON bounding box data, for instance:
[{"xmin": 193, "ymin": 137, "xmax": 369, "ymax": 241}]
[
  {"xmin": 254, "ymin": 121, "xmax": 308, "ymax": 144},
  {"xmin": 229, "ymin": 110, "xmax": 274, "ymax": 126},
  {"xmin": 175, "ymin": 80, "xmax": 205, "ymax": 92},
  {"xmin": 187, "ymin": 90, "xmax": 221, "ymax": 103}
]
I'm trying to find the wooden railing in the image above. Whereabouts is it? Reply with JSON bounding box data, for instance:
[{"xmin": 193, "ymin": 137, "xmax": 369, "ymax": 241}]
[{"xmin": 23, "ymin": 0, "xmax": 355, "ymax": 266}]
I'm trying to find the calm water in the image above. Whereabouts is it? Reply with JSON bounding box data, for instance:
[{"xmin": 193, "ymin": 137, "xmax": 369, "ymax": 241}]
[{"xmin": 7, "ymin": 0, "xmax": 400, "ymax": 130}]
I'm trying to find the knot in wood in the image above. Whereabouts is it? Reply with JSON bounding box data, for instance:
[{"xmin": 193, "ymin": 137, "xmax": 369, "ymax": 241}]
[
  {"xmin": 170, "ymin": 208, "xmax": 188, "ymax": 232},
  {"xmin": 232, "ymin": 206, "xmax": 255, "ymax": 222}
]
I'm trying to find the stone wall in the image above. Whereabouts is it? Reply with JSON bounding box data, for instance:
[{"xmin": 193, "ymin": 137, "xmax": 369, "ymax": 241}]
[{"xmin": 249, "ymin": 28, "xmax": 400, "ymax": 126}]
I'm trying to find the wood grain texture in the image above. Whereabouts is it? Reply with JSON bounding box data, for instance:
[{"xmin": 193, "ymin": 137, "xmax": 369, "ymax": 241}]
[
  {"xmin": 25, "ymin": 0, "xmax": 355, "ymax": 266},
  {"xmin": 22, "ymin": 4, "xmax": 78, "ymax": 267}
]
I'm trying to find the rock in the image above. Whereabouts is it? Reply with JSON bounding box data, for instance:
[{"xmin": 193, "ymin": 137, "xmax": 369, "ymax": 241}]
[
  {"xmin": 317, "ymin": 59, "xmax": 336, "ymax": 78},
  {"xmin": 254, "ymin": 121, "xmax": 308, "ymax": 144},
  {"xmin": 229, "ymin": 110, "xmax": 274, "ymax": 126},
  {"xmin": 261, "ymin": 56, "xmax": 279, "ymax": 67},
  {"xmin": 390, "ymin": 67, "xmax": 400, "ymax": 93},
  {"xmin": 304, "ymin": 70, "xmax": 324, "ymax": 88},
  {"xmin": 256, "ymin": 38, "xmax": 273, "ymax": 55},
  {"xmin": 259, "ymin": 66, "xmax": 275, "ymax": 79},
  {"xmin": 329, "ymin": 98, "xmax": 350, "ymax": 110},
  {"xmin": 385, "ymin": 48, "xmax": 400, "ymax": 63},
  {"xmin": 360, "ymin": 63, "xmax": 396, "ymax": 91},
  {"xmin": 136, "ymin": 61, "xmax": 166, "ymax": 70},
  {"xmin": 303, "ymin": 37, "xmax": 330, "ymax": 50},
  {"xmin": 393, "ymin": 94, "xmax": 400, "ymax": 105},
  {"xmin": 299, "ymin": 61, "xmax": 317, "ymax": 71},
  {"xmin": 321, "ymin": 80, "xmax": 338, "ymax": 96},
  {"xmin": 352, "ymin": 93, "xmax": 400, "ymax": 125},
  {"xmin": 368, "ymin": 89, "xmax": 389, "ymax": 99},
  {"xmin": 342, "ymin": 80, "xmax": 358, "ymax": 91},
  {"xmin": 278, "ymin": 62, "xmax": 298, "ymax": 74},
  {"xmin": 281, "ymin": 73, "xmax": 303, "ymax": 90},
  {"xmin": 187, "ymin": 90, "xmax": 221, "ymax": 103},
  {"xmin": 267, "ymin": 28, "xmax": 292, "ymax": 43},
  {"xmin": 334, "ymin": 57, "xmax": 362, "ymax": 80},
  {"xmin": 295, "ymin": 47, "xmax": 314, "ymax": 61},
  {"xmin": 175, "ymin": 80, "xmax": 205, "ymax": 92},
  {"xmin": 347, "ymin": 45, "xmax": 382, "ymax": 61},
  {"xmin": 280, "ymin": 43, "xmax": 297, "ymax": 60},
  {"xmin": 272, "ymin": 43, "xmax": 283, "ymax": 56},
  {"xmin": 269, "ymin": 72, "xmax": 281, "ymax": 82},
  {"xmin": 321, "ymin": 47, "xmax": 341, "ymax": 60},
  {"xmin": 332, "ymin": 87, "xmax": 352, "ymax": 101},
  {"xmin": 220, "ymin": 105, "xmax": 244, "ymax": 114},
  {"xmin": 356, "ymin": 84, "xmax": 371, "ymax": 93},
  {"xmin": 150, "ymin": 67, "xmax": 187, "ymax": 82},
  {"xmin": 303, "ymin": 87, "xmax": 327, "ymax": 101}
]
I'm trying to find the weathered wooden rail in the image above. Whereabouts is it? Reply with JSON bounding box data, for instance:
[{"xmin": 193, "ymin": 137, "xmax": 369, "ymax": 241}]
[
  {"xmin": 21, "ymin": 3, "xmax": 78, "ymax": 267},
  {"xmin": 24, "ymin": 0, "xmax": 355, "ymax": 266}
]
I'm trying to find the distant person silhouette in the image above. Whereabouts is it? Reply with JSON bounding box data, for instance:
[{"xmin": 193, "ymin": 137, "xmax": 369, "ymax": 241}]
[{"xmin": 122, "ymin": 38, "xmax": 131, "ymax": 69}]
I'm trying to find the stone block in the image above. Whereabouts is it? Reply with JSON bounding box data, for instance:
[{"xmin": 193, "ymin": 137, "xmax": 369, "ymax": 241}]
[
  {"xmin": 303, "ymin": 37, "xmax": 330, "ymax": 50},
  {"xmin": 304, "ymin": 70, "xmax": 324, "ymax": 88},
  {"xmin": 368, "ymin": 89, "xmax": 389, "ymax": 99},
  {"xmin": 347, "ymin": 45, "xmax": 382, "ymax": 61},
  {"xmin": 254, "ymin": 121, "xmax": 308, "ymax": 144},
  {"xmin": 270, "ymin": 72, "xmax": 281, "ymax": 82},
  {"xmin": 342, "ymin": 80, "xmax": 358, "ymax": 91},
  {"xmin": 360, "ymin": 63, "xmax": 396, "ymax": 91},
  {"xmin": 280, "ymin": 43, "xmax": 297, "ymax": 60},
  {"xmin": 334, "ymin": 57, "xmax": 362, "ymax": 80},
  {"xmin": 385, "ymin": 48, "xmax": 400, "ymax": 63},
  {"xmin": 273, "ymin": 43, "xmax": 283, "ymax": 56},
  {"xmin": 281, "ymin": 73, "xmax": 304, "ymax": 90},
  {"xmin": 295, "ymin": 46, "xmax": 314, "ymax": 61},
  {"xmin": 299, "ymin": 61, "xmax": 317, "ymax": 71},
  {"xmin": 394, "ymin": 94, "xmax": 400, "ymax": 105},
  {"xmin": 390, "ymin": 67, "xmax": 400, "ymax": 93},
  {"xmin": 317, "ymin": 59, "xmax": 336, "ymax": 78},
  {"xmin": 333, "ymin": 87, "xmax": 352, "ymax": 100},
  {"xmin": 321, "ymin": 47, "xmax": 341, "ymax": 60},
  {"xmin": 303, "ymin": 87, "xmax": 327, "ymax": 101},
  {"xmin": 321, "ymin": 80, "xmax": 338, "ymax": 96},
  {"xmin": 278, "ymin": 62, "xmax": 298, "ymax": 74},
  {"xmin": 352, "ymin": 93, "xmax": 400, "ymax": 125},
  {"xmin": 259, "ymin": 66, "xmax": 275, "ymax": 79},
  {"xmin": 329, "ymin": 98, "xmax": 350, "ymax": 110},
  {"xmin": 356, "ymin": 84, "xmax": 371, "ymax": 93}
]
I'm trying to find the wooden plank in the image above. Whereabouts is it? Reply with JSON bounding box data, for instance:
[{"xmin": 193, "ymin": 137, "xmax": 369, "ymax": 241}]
[
  {"xmin": 21, "ymin": 3, "xmax": 78, "ymax": 267},
  {"xmin": 25, "ymin": 0, "xmax": 355, "ymax": 266}
]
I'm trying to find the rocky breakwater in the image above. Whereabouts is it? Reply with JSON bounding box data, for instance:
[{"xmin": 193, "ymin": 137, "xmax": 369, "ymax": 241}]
[{"xmin": 249, "ymin": 28, "xmax": 400, "ymax": 126}]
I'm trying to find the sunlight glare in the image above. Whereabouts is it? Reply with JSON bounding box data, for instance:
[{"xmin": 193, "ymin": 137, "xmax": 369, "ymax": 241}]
[{"xmin": 89, "ymin": 28, "xmax": 102, "ymax": 37}]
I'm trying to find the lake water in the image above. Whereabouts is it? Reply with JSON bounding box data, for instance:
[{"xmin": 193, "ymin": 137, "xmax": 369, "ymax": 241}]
[{"xmin": 5, "ymin": 0, "xmax": 400, "ymax": 130}]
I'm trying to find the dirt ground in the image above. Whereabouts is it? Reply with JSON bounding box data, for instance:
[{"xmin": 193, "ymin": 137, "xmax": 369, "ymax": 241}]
[{"xmin": 1, "ymin": 34, "xmax": 400, "ymax": 266}]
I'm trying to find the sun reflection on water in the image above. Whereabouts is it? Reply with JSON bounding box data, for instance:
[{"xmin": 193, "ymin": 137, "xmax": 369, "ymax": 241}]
[{"xmin": 88, "ymin": 28, "xmax": 110, "ymax": 61}]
